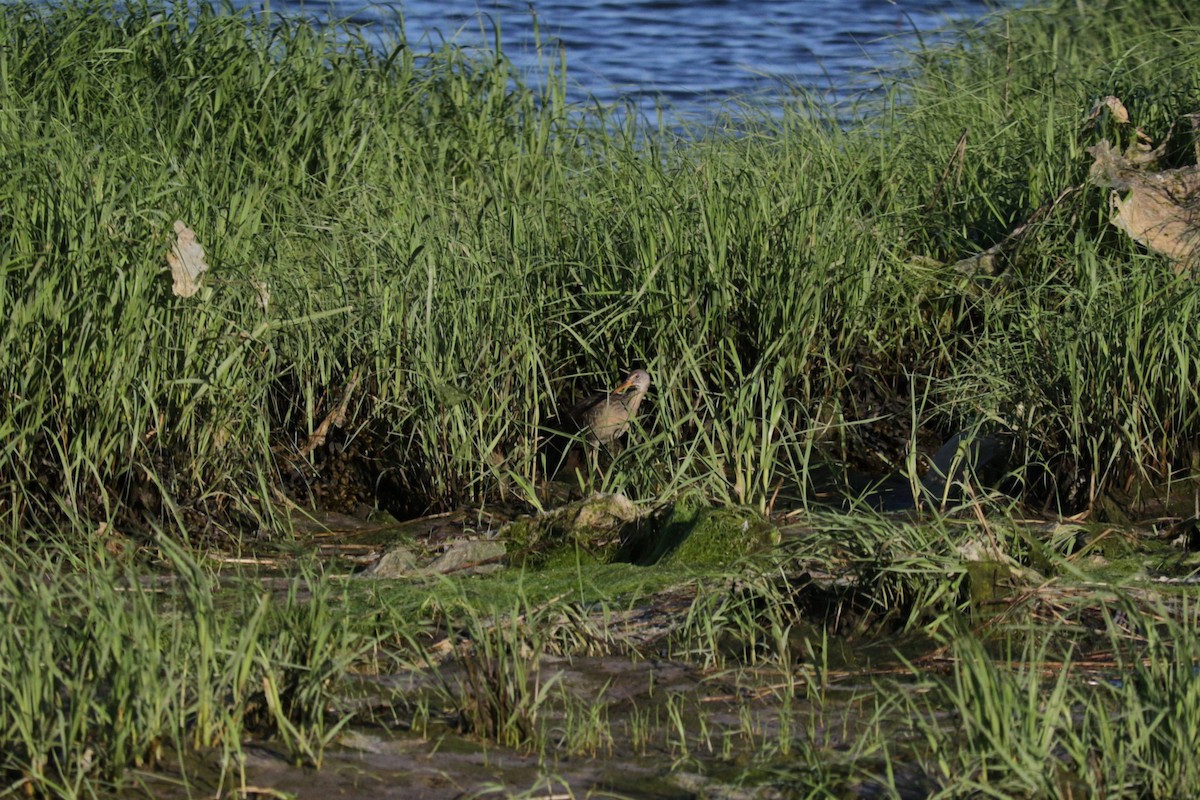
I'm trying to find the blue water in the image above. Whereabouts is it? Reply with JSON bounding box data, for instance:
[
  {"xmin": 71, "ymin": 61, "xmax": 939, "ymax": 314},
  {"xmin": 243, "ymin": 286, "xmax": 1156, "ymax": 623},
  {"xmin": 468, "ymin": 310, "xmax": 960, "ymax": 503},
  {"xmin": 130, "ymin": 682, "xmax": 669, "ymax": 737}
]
[{"xmin": 284, "ymin": 0, "xmax": 1022, "ymax": 116}]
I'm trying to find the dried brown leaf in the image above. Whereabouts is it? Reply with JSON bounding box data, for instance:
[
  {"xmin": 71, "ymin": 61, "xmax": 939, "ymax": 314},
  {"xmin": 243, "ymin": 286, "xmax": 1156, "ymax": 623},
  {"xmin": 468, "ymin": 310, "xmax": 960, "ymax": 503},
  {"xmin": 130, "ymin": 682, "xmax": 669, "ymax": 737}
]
[
  {"xmin": 167, "ymin": 220, "xmax": 209, "ymax": 298},
  {"xmin": 253, "ymin": 279, "xmax": 270, "ymax": 310},
  {"xmin": 1104, "ymin": 95, "xmax": 1130, "ymax": 124}
]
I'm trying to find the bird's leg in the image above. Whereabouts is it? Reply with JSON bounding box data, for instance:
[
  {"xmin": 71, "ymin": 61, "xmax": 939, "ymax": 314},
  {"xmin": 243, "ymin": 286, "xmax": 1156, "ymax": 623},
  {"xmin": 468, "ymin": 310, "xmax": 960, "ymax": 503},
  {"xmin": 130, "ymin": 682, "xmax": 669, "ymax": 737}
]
[
  {"xmin": 587, "ymin": 443, "xmax": 602, "ymax": 489},
  {"xmin": 535, "ymin": 451, "xmax": 548, "ymax": 505},
  {"xmin": 573, "ymin": 454, "xmax": 591, "ymax": 497}
]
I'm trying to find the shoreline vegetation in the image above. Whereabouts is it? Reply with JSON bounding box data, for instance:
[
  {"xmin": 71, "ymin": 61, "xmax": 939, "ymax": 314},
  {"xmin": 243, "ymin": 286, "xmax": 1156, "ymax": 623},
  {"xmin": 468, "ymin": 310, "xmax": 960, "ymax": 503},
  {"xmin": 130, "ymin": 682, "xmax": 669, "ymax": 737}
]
[{"xmin": 4, "ymin": 0, "xmax": 1200, "ymax": 796}]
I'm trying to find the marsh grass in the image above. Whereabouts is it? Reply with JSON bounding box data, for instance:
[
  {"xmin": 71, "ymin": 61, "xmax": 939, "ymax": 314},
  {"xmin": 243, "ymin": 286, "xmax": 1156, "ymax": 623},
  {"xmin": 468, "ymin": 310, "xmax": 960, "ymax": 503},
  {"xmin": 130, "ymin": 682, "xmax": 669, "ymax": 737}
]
[
  {"xmin": 875, "ymin": 594, "xmax": 1200, "ymax": 799},
  {"xmin": 7, "ymin": 511, "xmax": 1200, "ymax": 795},
  {"xmin": 0, "ymin": 539, "xmax": 377, "ymax": 795},
  {"xmin": 4, "ymin": 0, "xmax": 1200, "ymax": 538},
  {"xmin": 670, "ymin": 509, "xmax": 982, "ymax": 670},
  {"xmin": 450, "ymin": 596, "xmax": 565, "ymax": 750},
  {"xmin": 6, "ymin": 0, "xmax": 1200, "ymax": 795}
]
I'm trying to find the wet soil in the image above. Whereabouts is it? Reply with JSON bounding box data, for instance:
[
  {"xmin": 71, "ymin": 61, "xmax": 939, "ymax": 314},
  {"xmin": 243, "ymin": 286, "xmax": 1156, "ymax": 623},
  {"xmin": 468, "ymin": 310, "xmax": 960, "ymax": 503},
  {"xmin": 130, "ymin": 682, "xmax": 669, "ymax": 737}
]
[{"xmin": 116, "ymin": 483, "xmax": 1200, "ymax": 800}]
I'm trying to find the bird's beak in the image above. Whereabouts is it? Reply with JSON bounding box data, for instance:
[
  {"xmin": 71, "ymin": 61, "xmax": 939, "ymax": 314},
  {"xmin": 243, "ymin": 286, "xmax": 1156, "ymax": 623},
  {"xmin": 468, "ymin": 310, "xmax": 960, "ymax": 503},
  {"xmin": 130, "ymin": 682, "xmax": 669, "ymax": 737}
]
[{"xmin": 612, "ymin": 376, "xmax": 637, "ymax": 394}]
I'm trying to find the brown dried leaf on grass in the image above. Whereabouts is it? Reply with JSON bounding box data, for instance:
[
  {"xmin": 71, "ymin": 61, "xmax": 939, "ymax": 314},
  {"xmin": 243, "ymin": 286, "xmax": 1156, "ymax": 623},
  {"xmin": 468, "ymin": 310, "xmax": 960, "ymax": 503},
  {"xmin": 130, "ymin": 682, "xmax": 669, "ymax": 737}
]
[
  {"xmin": 167, "ymin": 220, "xmax": 209, "ymax": 297},
  {"xmin": 253, "ymin": 279, "xmax": 270, "ymax": 310},
  {"xmin": 1088, "ymin": 95, "xmax": 1130, "ymax": 125}
]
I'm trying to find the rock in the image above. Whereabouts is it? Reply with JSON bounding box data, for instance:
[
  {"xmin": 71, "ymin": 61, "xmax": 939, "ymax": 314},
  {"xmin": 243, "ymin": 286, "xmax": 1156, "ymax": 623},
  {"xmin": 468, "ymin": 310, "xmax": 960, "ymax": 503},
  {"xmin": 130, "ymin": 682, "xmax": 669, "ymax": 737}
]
[
  {"xmin": 359, "ymin": 544, "xmax": 419, "ymax": 578},
  {"xmin": 574, "ymin": 492, "xmax": 640, "ymax": 529},
  {"xmin": 662, "ymin": 505, "xmax": 779, "ymax": 566},
  {"xmin": 423, "ymin": 539, "xmax": 507, "ymax": 575},
  {"xmin": 336, "ymin": 730, "xmax": 386, "ymax": 753},
  {"xmin": 503, "ymin": 492, "xmax": 645, "ymax": 565},
  {"xmin": 358, "ymin": 539, "xmax": 508, "ymax": 579}
]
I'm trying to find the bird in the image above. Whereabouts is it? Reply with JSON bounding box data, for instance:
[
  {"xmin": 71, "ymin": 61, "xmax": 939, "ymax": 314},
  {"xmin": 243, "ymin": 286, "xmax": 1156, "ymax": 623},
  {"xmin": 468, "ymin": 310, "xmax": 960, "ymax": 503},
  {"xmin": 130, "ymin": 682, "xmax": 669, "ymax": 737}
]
[
  {"xmin": 541, "ymin": 369, "xmax": 652, "ymax": 477},
  {"xmin": 567, "ymin": 369, "xmax": 652, "ymax": 447}
]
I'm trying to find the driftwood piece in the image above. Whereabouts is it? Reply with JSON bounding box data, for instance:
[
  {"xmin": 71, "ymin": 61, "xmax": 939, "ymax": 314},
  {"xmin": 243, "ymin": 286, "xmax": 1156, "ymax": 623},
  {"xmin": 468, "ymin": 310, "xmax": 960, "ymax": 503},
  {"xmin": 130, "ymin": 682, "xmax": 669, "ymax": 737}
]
[
  {"xmin": 951, "ymin": 186, "xmax": 1079, "ymax": 279},
  {"xmin": 1089, "ymin": 139, "xmax": 1200, "ymax": 270}
]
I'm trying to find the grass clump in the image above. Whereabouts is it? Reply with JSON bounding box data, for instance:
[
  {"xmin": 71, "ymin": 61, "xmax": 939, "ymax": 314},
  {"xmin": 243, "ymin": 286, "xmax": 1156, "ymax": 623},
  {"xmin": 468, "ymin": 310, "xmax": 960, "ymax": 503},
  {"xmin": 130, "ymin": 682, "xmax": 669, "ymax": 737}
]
[
  {"xmin": 0, "ymin": 539, "xmax": 378, "ymax": 795},
  {"xmin": 883, "ymin": 597, "xmax": 1200, "ymax": 799}
]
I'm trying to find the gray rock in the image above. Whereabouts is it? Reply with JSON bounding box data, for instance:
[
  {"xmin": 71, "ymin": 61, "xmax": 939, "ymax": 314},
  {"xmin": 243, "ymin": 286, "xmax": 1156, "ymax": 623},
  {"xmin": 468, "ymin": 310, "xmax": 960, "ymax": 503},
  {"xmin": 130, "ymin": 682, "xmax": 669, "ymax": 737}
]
[
  {"xmin": 359, "ymin": 545, "xmax": 419, "ymax": 578},
  {"xmin": 423, "ymin": 540, "xmax": 507, "ymax": 576}
]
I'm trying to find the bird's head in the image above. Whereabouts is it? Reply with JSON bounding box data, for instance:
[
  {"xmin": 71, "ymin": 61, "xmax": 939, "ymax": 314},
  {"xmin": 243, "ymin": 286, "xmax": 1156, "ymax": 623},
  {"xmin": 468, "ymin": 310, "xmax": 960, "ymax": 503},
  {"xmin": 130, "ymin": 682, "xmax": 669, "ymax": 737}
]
[{"xmin": 614, "ymin": 369, "xmax": 651, "ymax": 395}]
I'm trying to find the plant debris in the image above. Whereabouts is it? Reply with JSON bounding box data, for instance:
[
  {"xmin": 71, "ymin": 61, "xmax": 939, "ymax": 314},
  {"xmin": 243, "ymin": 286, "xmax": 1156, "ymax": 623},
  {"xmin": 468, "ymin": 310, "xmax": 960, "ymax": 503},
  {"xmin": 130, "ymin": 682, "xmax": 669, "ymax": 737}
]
[
  {"xmin": 1089, "ymin": 139, "xmax": 1200, "ymax": 270},
  {"xmin": 166, "ymin": 220, "xmax": 209, "ymax": 297}
]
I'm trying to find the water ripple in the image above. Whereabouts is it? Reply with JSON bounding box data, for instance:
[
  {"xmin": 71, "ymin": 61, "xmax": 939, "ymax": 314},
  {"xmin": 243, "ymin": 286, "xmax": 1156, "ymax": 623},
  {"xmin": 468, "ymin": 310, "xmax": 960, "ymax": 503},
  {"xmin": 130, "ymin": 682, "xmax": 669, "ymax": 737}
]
[{"xmin": 279, "ymin": 0, "xmax": 1023, "ymax": 115}]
